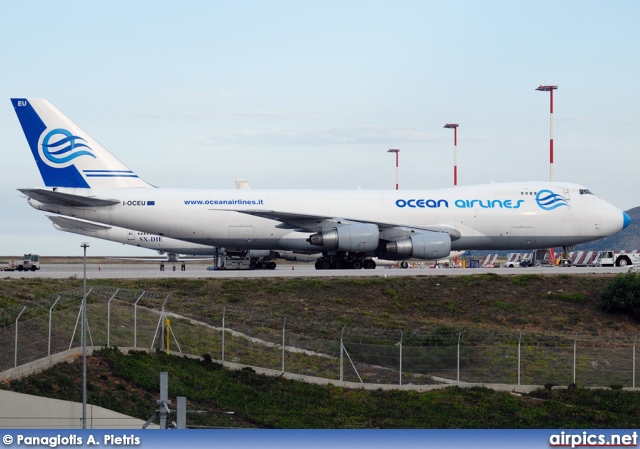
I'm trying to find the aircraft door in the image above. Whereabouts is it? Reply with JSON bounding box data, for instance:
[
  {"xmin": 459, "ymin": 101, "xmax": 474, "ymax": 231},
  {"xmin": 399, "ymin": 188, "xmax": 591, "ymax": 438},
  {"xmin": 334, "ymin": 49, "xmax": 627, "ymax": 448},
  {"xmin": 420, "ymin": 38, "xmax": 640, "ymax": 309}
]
[{"xmin": 128, "ymin": 231, "xmax": 135, "ymax": 240}]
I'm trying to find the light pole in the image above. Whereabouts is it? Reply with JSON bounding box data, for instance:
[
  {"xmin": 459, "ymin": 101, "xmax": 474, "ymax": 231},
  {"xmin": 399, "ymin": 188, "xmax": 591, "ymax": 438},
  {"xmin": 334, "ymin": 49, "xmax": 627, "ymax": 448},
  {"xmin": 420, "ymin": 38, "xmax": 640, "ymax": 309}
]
[
  {"xmin": 536, "ymin": 85, "xmax": 558, "ymax": 264},
  {"xmin": 81, "ymin": 241, "xmax": 89, "ymax": 429},
  {"xmin": 444, "ymin": 124, "xmax": 459, "ymax": 186},
  {"xmin": 387, "ymin": 149, "xmax": 400, "ymax": 190},
  {"xmin": 535, "ymin": 85, "xmax": 558, "ymax": 181}
]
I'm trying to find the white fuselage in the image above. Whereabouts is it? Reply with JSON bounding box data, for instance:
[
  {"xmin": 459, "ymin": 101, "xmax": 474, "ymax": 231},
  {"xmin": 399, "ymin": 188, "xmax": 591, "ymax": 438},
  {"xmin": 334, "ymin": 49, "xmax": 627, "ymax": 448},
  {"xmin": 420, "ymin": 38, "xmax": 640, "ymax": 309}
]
[{"xmin": 28, "ymin": 181, "xmax": 626, "ymax": 254}]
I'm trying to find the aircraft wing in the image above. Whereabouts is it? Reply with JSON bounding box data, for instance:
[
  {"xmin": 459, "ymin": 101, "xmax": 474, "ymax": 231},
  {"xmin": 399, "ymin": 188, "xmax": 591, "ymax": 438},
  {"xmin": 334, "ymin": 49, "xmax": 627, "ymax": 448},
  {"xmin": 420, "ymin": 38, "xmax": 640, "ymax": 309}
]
[
  {"xmin": 19, "ymin": 188, "xmax": 120, "ymax": 207},
  {"xmin": 105, "ymin": 256, "xmax": 213, "ymax": 262},
  {"xmin": 231, "ymin": 209, "xmax": 461, "ymax": 240}
]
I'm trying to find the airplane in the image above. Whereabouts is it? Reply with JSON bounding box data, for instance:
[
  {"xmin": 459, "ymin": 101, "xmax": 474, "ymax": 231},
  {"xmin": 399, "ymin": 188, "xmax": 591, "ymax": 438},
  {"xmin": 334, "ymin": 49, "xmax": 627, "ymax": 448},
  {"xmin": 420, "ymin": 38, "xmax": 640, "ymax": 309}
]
[
  {"xmin": 12, "ymin": 98, "xmax": 631, "ymax": 270},
  {"xmin": 46, "ymin": 215, "xmax": 316, "ymax": 270},
  {"xmin": 236, "ymin": 177, "xmax": 468, "ymax": 268},
  {"xmin": 235, "ymin": 179, "xmax": 251, "ymax": 190},
  {"xmin": 375, "ymin": 250, "xmax": 467, "ymax": 269}
]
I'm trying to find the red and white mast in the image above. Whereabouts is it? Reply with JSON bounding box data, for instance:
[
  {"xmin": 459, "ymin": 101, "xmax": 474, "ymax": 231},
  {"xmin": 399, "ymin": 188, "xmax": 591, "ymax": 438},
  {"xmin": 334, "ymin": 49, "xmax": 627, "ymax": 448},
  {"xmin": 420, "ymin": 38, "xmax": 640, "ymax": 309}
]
[
  {"xmin": 444, "ymin": 123, "xmax": 459, "ymax": 186},
  {"xmin": 387, "ymin": 148, "xmax": 400, "ymax": 190},
  {"xmin": 536, "ymin": 85, "xmax": 558, "ymax": 181}
]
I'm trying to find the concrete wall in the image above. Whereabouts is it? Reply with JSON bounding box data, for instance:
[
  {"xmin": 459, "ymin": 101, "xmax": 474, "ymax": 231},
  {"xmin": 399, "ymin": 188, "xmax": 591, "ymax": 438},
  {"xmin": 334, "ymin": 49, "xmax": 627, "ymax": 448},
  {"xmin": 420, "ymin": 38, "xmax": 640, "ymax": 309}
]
[{"xmin": 0, "ymin": 390, "xmax": 151, "ymax": 429}]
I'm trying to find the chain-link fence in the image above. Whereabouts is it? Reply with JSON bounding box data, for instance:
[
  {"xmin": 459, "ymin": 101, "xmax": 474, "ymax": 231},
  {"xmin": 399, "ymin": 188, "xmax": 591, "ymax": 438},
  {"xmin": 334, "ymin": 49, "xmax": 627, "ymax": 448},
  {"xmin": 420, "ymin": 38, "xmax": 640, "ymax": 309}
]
[{"xmin": 1, "ymin": 285, "xmax": 638, "ymax": 388}]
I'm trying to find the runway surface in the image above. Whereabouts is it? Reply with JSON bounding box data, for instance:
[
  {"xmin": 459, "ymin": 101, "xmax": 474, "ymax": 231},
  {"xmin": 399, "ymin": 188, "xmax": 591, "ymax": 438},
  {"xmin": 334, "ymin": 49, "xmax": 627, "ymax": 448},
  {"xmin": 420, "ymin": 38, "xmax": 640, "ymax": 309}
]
[{"xmin": 1, "ymin": 262, "xmax": 632, "ymax": 279}]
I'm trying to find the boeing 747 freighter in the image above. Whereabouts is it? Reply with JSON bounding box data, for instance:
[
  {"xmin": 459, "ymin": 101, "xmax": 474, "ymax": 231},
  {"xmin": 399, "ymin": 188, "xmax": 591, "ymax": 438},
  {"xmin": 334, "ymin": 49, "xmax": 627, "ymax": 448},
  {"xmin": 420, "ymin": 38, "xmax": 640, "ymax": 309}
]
[{"xmin": 12, "ymin": 98, "xmax": 630, "ymax": 269}]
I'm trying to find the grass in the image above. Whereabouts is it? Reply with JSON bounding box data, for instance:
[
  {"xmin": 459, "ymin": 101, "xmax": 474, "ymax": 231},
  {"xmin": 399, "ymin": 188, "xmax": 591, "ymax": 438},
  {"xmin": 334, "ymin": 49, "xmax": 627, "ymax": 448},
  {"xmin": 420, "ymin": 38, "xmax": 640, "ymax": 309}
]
[
  {"xmin": 2, "ymin": 273, "xmax": 640, "ymax": 428},
  {"xmin": 4, "ymin": 347, "xmax": 640, "ymax": 429},
  {"xmin": 2, "ymin": 274, "xmax": 634, "ymax": 337}
]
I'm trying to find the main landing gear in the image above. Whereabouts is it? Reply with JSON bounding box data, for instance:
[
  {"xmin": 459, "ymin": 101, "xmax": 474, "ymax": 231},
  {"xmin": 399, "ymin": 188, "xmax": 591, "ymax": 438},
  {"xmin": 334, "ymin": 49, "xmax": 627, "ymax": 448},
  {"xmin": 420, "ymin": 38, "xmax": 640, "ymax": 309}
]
[
  {"xmin": 160, "ymin": 263, "xmax": 186, "ymax": 271},
  {"xmin": 249, "ymin": 259, "xmax": 277, "ymax": 270},
  {"xmin": 314, "ymin": 253, "xmax": 376, "ymax": 270}
]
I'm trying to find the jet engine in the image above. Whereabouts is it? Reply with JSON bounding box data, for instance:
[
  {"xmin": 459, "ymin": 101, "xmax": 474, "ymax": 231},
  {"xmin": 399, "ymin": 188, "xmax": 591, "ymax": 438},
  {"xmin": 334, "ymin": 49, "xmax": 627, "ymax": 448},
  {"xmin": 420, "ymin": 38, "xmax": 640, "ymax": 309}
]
[
  {"xmin": 307, "ymin": 223, "xmax": 379, "ymax": 252},
  {"xmin": 385, "ymin": 232, "xmax": 451, "ymax": 260}
]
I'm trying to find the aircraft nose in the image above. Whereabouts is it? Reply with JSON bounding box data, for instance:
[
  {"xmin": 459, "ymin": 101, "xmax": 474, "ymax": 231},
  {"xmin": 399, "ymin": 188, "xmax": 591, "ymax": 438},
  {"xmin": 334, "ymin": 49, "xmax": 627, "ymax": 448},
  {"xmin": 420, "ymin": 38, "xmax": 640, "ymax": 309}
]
[{"xmin": 623, "ymin": 211, "xmax": 631, "ymax": 229}]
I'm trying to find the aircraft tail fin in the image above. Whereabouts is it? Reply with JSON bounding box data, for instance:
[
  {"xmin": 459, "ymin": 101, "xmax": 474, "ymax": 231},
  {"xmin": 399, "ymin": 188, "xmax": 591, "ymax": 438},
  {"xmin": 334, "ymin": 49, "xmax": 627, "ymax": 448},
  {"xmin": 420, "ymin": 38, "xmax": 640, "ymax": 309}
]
[{"xmin": 11, "ymin": 98, "xmax": 153, "ymax": 189}]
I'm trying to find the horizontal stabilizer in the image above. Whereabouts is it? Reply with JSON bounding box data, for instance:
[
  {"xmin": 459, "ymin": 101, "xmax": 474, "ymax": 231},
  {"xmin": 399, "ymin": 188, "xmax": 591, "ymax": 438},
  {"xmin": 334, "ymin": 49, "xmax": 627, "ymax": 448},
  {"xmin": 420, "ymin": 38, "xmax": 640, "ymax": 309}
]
[
  {"xmin": 19, "ymin": 188, "xmax": 120, "ymax": 207},
  {"xmin": 47, "ymin": 215, "xmax": 112, "ymax": 232}
]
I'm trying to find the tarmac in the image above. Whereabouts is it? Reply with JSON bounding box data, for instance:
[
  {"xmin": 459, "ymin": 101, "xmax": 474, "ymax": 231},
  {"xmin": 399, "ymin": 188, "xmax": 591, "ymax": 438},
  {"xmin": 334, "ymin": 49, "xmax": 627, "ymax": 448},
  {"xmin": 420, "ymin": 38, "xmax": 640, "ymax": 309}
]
[{"xmin": 0, "ymin": 262, "xmax": 630, "ymax": 279}]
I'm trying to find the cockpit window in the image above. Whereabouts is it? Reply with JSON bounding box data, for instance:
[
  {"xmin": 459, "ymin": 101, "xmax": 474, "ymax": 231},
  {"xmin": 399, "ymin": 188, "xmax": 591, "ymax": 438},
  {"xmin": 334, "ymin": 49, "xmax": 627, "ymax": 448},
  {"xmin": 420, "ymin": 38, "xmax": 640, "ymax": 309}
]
[{"xmin": 579, "ymin": 189, "xmax": 593, "ymax": 195}]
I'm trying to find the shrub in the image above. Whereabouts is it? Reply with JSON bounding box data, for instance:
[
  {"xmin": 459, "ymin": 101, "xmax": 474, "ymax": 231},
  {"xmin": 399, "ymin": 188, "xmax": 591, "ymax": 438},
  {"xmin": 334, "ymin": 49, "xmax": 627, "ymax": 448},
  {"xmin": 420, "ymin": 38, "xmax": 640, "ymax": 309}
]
[{"xmin": 599, "ymin": 272, "xmax": 640, "ymax": 320}]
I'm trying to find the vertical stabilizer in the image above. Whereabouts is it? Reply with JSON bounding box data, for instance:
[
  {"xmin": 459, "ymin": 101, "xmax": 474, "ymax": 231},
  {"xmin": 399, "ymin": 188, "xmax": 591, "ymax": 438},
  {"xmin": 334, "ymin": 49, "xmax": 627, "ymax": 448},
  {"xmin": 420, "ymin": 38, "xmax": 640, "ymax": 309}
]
[{"xmin": 11, "ymin": 98, "xmax": 153, "ymax": 189}]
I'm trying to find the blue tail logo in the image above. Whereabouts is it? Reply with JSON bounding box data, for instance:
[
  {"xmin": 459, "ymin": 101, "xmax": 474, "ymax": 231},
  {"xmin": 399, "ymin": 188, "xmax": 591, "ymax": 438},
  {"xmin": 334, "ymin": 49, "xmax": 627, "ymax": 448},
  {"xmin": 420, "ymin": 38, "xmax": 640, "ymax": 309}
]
[
  {"xmin": 41, "ymin": 128, "xmax": 96, "ymax": 165},
  {"xmin": 536, "ymin": 189, "xmax": 570, "ymax": 210}
]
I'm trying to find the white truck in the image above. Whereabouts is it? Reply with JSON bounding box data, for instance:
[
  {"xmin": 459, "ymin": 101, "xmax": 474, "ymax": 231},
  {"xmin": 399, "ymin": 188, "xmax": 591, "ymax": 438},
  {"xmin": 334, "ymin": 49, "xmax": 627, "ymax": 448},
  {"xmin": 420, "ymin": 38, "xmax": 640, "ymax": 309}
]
[
  {"xmin": 5, "ymin": 254, "xmax": 41, "ymax": 271},
  {"xmin": 224, "ymin": 250, "xmax": 277, "ymax": 270},
  {"xmin": 593, "ymin": 251, "xmax": 640, "ymax": 267}
]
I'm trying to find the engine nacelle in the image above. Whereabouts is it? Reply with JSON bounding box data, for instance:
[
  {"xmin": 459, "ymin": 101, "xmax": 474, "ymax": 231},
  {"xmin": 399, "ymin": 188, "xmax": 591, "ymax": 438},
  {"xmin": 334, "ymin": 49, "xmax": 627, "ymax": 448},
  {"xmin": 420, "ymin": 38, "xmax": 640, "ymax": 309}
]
[
  {"xmin": 274, "ymin": 251, "xmax": 319, "ymax": 263},
  {"xmin": 385, "ymin": 232, "xmax": 451, "ymax": 260},
  {"xmin": 247, "ymin": 250, "xmax": 272, "ymax": 258},
  {"xmin": 308, "ymin": 223, "xmax": 379, "ymax": 252}
]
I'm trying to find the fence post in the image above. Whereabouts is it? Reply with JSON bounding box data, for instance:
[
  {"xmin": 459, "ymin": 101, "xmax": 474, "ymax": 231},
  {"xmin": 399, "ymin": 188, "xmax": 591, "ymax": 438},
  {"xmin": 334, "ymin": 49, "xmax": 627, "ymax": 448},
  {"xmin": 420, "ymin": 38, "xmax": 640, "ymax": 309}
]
[
  {"xmin": 48, "ymin": 296, "xmax": 61, "ymax": 356},
  {"xmin": 457, "ymin": 332, "xmax": 461, "ymax": 383},
  {"xmin": 518, "ymin": 330, "xmax": 522, "ymax": 386},
  {"xmin": 133, "ymin": 291, "xmax": 145, "ymax": 349},
  {"xmin": 282, "ymin": 317, "xmax": 286, "ymax": 373},
  {"xmin": 14, "ymin": 306, "xmax": 27, "ymax": 368},
  {"xmin": 399, "ymin": 332, "xmax": 403, "ymax": 386},
  {"xmin": 340, "ymin": 328, "xmax": 344, "ymax": 384},
  {"xmin": 160, "ymin": 293, "xmax": 170, "ymax": 352},
  {"xmin": 573, "ymin": 333, "xmax": 578, "ymax": 384},
  {"xmin": 106, "ymin": 289, "xmax": 120, "ymax": 348},
  {"xmin": 221, "ymin": 306, "xmax": 226, "ymax": 363},
  {"xmin": 634, "ymin": 334, "xmax": 638, "ymax": 388}
]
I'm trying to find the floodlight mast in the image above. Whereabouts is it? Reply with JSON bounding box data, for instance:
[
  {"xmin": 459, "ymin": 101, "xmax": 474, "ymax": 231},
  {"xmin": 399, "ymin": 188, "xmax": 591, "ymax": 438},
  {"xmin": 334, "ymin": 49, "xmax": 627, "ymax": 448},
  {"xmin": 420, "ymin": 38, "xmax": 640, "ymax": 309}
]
[
  {"xmin": 387, "ymin": 149, "xmax": 400, "ymax": 190},
  {"xmin": 535, "ymin": 85, "xmax": 558, "ymax": 181},
  {"xmin": 444, "ymin": 124, "xmax": 459, "ymax": 186},
  {"xmin": 536, "ymin": 85, "xmax": 559, "ymax": 264}
]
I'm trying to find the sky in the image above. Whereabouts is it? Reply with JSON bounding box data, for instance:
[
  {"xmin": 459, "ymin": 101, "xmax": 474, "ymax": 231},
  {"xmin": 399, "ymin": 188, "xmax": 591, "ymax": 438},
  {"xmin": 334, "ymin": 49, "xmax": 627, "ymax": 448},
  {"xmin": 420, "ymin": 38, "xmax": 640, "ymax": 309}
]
[{"xmin": 1, "ymin": 1, "xmax": 639, "ymax": 256}]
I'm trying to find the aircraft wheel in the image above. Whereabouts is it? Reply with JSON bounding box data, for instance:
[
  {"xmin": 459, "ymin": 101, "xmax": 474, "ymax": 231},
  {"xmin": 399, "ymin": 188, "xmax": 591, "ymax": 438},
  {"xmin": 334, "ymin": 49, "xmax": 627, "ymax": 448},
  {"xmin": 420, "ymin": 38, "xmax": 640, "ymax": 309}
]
[
  {"xmin": 364, "ymin": 260, "xmax": 376, "ymax": 269},
  {"xmin": 352, "ymin": 260, "xmax": 363, "ymax": 270},
  {"xmin": 334, "ymin": 260, "xmax": 345, "ymax": 269},
  {"xmin": 268, "ymin": 261, "xmax": 277, "ymax": 270},
  {"xmin": 321, "ymin": 260, "xmax": 331, "ymax": 270},
  {"xmin": 314, "ymin": 260, "xmax": 322, "ymax": 270},
  {"xmin": 160, "ymin": 264, "xmax": 165, "ymax": 271},
  {"xmin": 400, "ymin": 261, "xmax": 409, "ymax": 269},
  {"xmin": 249, "ymin": 262, "xmax": 257, "ymax": 270}
]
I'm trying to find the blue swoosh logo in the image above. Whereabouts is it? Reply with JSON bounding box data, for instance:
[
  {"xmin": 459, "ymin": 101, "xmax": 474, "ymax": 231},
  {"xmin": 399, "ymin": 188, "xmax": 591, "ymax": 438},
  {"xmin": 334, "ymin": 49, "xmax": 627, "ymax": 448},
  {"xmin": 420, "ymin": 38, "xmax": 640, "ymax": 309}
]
[
  {"xmin": 41, "ymin": 128, "xmax": 95, "ymax": 165},
  {"xmin": 536, "ymin": 189, "xmax": 570, "ymax": 210}
]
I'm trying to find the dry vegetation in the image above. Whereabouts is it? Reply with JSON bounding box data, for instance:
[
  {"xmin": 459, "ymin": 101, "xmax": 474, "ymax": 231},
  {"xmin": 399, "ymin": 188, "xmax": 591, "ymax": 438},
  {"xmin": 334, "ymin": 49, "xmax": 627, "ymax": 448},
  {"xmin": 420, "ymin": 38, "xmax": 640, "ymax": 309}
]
[{"xmin": 1, "ymin": 273, "xmax": 637, "ymax": 338}]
